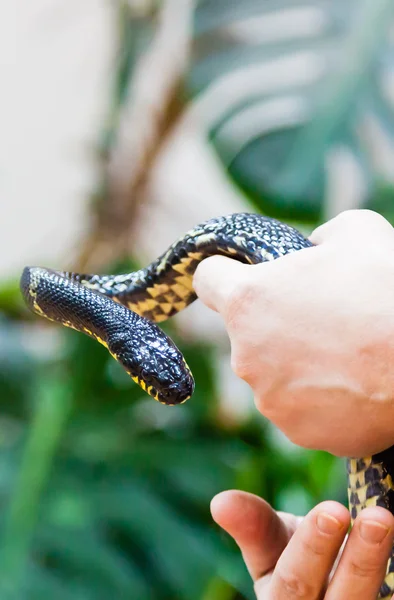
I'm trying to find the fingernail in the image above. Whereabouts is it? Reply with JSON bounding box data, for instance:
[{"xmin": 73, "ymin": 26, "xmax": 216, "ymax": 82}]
[
  {"xmin": 317, "ymin": 512, "xmax": 342, "ymax": 534},
  {"xmin": 360, "ymin": 520, "xmax": 390, "ymax": 543}
]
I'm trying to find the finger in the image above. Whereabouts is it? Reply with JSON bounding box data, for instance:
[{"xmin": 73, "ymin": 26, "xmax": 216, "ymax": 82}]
[
  {"xmin": 262, "ymin": 501, "xmax": 349, "ymax": 600},
  {"xmin": 310, "ymin": 209, "xmax": 393, "ymax": 246},
  {"xmin": 326, "ymin": 506, "xmax": 394, "ymax": 600},
  {"xmin": 193, "ymin": 255, "xmax": 247, "ymax": 313},
  {"xmin": 210, "ymin": 490, "xmax": 297, "ymax": 581}
]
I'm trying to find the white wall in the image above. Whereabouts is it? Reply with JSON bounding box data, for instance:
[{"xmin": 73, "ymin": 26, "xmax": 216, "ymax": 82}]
[{"xmin": 0, "ymin": 1, "xmax": 116, "ymax": 276}]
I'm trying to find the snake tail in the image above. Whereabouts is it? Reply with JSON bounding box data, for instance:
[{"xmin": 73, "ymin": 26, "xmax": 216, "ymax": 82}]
[
  {"xmin": 348, "ymin": 449, "xmax": 394, "ymax": 599},
  {"xmin": 20, "ymin": 266, "xmax": 194, "ymax": 405}
]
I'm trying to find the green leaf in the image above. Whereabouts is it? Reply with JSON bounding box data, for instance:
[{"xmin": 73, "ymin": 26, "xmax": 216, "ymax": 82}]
[{"xmin": 189, "ymin": 0, "xmax": 394, "ymax": 220}]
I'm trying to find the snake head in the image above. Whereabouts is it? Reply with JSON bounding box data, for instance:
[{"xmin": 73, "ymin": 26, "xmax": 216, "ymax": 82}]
[
  {"xmin": 21, "ymin": 267, "xmax": 195, "ymax": 405},
  {"xmin": 108, "ymin": 321, "xmax": 195, "ymax": 405}
]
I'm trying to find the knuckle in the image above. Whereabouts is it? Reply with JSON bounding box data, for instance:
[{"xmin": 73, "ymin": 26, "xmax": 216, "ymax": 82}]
[
  {"xmin": 336, "ymin": 209, "xmax": 388, "ymax": 229},
  {"xmin": 301, "ymin": 537, "xmax": 327, "ymax": 558},
  {"xmin": 224, "ymin": 278, "xmax": 255, "ymax": 325},
  {"xmin": 348, "ymin": 555, "xmax": 381, "ymax": 578},
  {"xmin": 311, "ymin": 209, "xmax": 390, "ymax": 245},
  {"xmin": 275, "ymin": 566, "xmax": 314, "ymax": 598},
  {"xmin": 230, "ymin": 349, "xmax": 251, "ymax": 381}
]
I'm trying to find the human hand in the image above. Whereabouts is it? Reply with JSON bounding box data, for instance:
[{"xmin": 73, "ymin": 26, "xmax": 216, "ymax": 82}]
[
  {"xmin": 194, "ymin": 210, "xmax": 394, "ymax": 456},
  {"xmin": 211, "ymin": 490, "xmax": 394, "ymax": 599}
]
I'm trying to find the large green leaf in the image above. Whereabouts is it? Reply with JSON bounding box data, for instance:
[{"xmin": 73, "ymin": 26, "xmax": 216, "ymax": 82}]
[{"xmin": 189, "ymin": 0, "xmax": 394, "ymax": 221}]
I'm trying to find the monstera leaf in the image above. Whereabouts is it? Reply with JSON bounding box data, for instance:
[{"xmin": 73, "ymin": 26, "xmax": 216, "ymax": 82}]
[{"xmin": 188, "ymin": 0, "xmax": 394, "ymax": 222}]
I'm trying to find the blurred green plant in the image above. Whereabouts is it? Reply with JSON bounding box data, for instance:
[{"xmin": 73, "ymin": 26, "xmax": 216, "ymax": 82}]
[
  {"xmin": 2, "ymin": 0, "xmax": 394, "ymax": 599},
  {"xmin": 0, "ymin": 318, "xmax": 343, "ymax": 600},
  {"xmin": 190, "ymin": 0, "xmax": 394, "ymax": 220}
]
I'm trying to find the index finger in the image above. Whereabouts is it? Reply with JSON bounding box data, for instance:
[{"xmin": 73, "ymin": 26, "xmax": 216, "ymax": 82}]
[{"xmin": 261, "ymin": 501, "xmax": 349, "ymax": 600}]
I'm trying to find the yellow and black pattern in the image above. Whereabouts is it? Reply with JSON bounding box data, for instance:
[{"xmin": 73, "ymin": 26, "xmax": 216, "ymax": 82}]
[
  {"xmin": 67, "ymin": 213, "xmax": 308, "ymax": 323},
  {"xmin": 124, "ymin": 250, "xmax": 203, "ymax": 323},
  {"xmin": 348, "ymin": 451, "xmax": 394, "ymax": 599},
  {"xmin": 20, "ymin": 212, "xmax": 394, "ymax": 598}
]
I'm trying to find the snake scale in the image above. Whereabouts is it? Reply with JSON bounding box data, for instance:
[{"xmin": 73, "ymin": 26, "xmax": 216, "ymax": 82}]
[{"xmin": 20, "ymin": 213, "xmax": 394, "ymax": 598}]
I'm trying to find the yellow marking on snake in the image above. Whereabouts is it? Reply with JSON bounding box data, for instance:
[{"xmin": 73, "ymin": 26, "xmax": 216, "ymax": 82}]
[
  {"xmin": 147, "ymin": 283, "xmax": 170, "ymax": 298},
  {"xmin": 171, "ymin": 283, "xmax": 190, "ymax": 300},
  {"xmin": 129, "ymin": 300, "xmax": 173, "ymax": 322},
  {"xmin": 175, "ymin": 275, "xmax": 194, "ymax": 291},
  {"xmin": 349, "ymin": 457, "xmax": 372, "ymax": 473},
  {"xmin": 174, "ymin": 301, "xmax": 187, "ymax": 312},
  {"xmin": 160, "ymin": 303, "xmax": 173, "ymax": 315},
  {"xmin": 153, "ymin": 313, "xmax": 170, "ymax": 323},
  {"xmin": 163, "ymin": 292, "xmax": 178, "ymax": 303},
  {"xmin": 126, "ymin": 302, "xmax": 140, "ymax": 314},
  {"xmin": 27, "ymin": 270, "xmax": 48, "ymax": 318},
  {"xmin": 61, "ymin": 321, "xmax": 82, "ymax": 334},
  {"xmin": 32, "ymin": 297, "xmax": 46, "ymax": 317},
  {"xmin": 136, "ymin": 297, "xmax": 158, "ymax": 313},
  {"xmin": 146, "ymin": 385, "xmax": 161, "ymax": 402},
  {"xmin": 348, "ymin": 472, "xmax": 367, "ymax": 489},
  {"xmin": 94, "ymin": 335, "xmax": 107, "ymax": 347},
  {"xmin": 172, "ymin": 259, "xmax": 193, "ymax": 276}
]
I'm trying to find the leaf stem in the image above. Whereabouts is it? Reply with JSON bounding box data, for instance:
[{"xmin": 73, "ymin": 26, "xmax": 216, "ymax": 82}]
[{"xmin": 0, "ymin": 375, "xmax": 72, "ymax": 594}]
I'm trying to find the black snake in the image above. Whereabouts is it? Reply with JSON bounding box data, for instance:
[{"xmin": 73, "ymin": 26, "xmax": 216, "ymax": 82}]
[{"xmin": 20, "ymin": 213, "xmax": 394, "ymax": 598}]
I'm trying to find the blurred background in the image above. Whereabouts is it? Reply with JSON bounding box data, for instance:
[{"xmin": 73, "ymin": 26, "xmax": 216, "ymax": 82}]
[{"xmin": 1, "ymin": 0, "xmax": 393, "ymax": 598}]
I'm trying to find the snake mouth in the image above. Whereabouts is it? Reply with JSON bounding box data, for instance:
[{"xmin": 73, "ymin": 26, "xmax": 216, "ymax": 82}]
[
  {"xmin": 156, "ymin": 378, "xmax": 195, "ymax": 405},
  {"xmin": 127, "ymin": 367, "xmax": 194, "ymax": 405},
  {"xmin": 129, "ymin": 363, "xmax": 195, "ymax": 405}
]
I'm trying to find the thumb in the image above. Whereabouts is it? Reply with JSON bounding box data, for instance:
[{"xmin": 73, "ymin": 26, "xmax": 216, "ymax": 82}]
[
  {"xmin": 193, "ymin": 255, "xmax": 247, "ymax": 313},
  {"xmin": 211, "ymin": 490, "xmax": 295, "ymax": 581}
]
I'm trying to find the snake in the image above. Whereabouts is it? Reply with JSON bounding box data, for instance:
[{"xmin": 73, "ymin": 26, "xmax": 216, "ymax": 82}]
[{"xmin": 20, "ymin": 212, "xmax": 394, "ymax": 598}]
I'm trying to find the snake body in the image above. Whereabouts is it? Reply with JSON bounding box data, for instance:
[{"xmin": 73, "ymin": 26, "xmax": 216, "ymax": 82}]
[{"xmin": 20, "ymin": 212, "xmax": 394, "ymax": 598}]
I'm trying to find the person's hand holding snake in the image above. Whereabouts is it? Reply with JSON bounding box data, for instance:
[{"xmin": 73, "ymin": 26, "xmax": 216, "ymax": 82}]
[
  {"xmin": 21, "ymin": 208, "xmax": 394, "ymax": 598},
  {"xmin": 194, "ymin": 209, "xmax": 394, "ymax": 458},
  {"xmin": 211, "ymin": 490, "xmax": 394, "ymax": 600}
]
